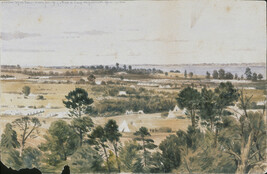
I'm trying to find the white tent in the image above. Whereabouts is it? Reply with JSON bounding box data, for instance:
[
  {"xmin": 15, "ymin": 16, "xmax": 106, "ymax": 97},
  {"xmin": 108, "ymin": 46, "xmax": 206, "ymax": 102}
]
[
  {"xmin": 173, "ymin": 105, "xmax": 180, "ymax": 112},
  {"xmin": 167, "ymin": 110, "xmax": 176, "ymax": 119},
  {"xmin": 119, "ymin": 120, "xmax": 131, "ymax": 132},
  {"xmin": 182, "ymin": 108, "xmax": 187, "ymax": 115}
]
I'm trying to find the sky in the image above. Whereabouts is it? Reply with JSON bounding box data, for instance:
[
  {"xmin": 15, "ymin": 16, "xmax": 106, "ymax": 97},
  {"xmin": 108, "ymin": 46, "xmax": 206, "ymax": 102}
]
[{"xmin": 0, "ymin": 0, "xmax": 266, "ymax": 66}]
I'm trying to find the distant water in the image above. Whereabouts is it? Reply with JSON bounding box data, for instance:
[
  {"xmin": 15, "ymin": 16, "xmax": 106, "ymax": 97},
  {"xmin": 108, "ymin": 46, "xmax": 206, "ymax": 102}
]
[{"xmin": 132, "ymin": 64, "xmax": 266, "ymax": 79}]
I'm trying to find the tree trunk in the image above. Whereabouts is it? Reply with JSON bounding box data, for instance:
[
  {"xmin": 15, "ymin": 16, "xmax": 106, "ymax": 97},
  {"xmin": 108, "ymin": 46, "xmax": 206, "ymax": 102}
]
[
  {"xmin": 191, "ymin": 110, "xmax": 196, "ymax": 129},
  {"xmin": 103, "ymin": 145, "xmax": 111, "ymax": 173},
  {"xmin": 235, "ymin": 131, "xmax": 253, "ymax": 174},
  {"xmin": 142, "ymin": 138, "xmax": 147, "ymax": 166},
  {"xmin": 214, "ymin": 128, "xmax": 218, "ymax": 148},
  {"xmin": 19, "ymin": 141, "xmax": 25, "ymax": 157},
  {"xmin": 113, "ymin": 143, "xmax": 121, "ymax": 173},
  {"xmin": 183, "ymin": 156, "xmax": 192, "ymax": 174},
  {"xmin": 79, "ymin": 130, "xmax": 83, "ymax": 147}
]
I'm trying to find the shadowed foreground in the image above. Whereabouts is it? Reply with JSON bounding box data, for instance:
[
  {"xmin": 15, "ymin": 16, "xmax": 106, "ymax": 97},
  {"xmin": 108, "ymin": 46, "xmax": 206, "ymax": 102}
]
[{"xmin": 0, "ymin": 161, "xmax": 69, "ymax": 174}]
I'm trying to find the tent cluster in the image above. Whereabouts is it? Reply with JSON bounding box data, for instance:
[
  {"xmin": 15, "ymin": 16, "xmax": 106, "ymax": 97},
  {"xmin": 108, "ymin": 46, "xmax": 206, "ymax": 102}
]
[
  {"xmin": 45, "ymin": 112, "xmax": 69, "ymax": 118},
  {"xmin": 125, "ymin": 110, "xmax": 144, "ymax": 115},
  {"xmin": 118, "ymin": 120, "xmax": 138, "ymax": 133},
  {"xmin": 167, "ymin": 105, "xmax": 187, "ymax": 119},
  {"xmin": 2, "ymin": 109, "xmax": 45, "ymax": 116}
]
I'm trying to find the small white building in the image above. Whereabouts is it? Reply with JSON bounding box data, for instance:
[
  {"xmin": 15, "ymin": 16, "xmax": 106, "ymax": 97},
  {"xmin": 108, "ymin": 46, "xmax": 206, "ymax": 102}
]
[
  {"xmin": 95, "ymin": 81, "xmax": 102, "ymax": 85},
  {"xmin": 126, "ymin": 110, "xmax": 134, "ymax": 115},
  {"xmin": 138, "ymin": 110, "xmax": 144, "ymax": 114},
  {"xmin": 119, "ymin": 91, "xmax": 127, "ymax": 96}
]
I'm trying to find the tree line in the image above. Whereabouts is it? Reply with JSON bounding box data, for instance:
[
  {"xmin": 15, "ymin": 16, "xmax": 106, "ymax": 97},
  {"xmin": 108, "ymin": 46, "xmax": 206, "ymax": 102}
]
[{"xmin": 204, "ymin": 67, "xmax": 264, "ymax": 81}]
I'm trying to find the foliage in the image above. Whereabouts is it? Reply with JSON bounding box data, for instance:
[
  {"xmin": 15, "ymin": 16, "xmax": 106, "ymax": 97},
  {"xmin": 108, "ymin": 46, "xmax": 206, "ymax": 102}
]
[
  {"xmin": 104, "ymin": 119, "xmax": 122, "ymax": 172},
  {"xmin": 22, "ymin": 147, "xmax": 41, "ymax": 168},
  {"xmin": 12, "ymin": 117, "xmax": 41, "ymax": 156},
  {"xmin": 39, "ymin": 120, "xmax": 79, "ymax": 162},
  {"xmin": 176, "ymin": 87, "xmax": 201, "ymax": 128},
  {"xmin": 134, "ymin": 127, "xmax": 157, "ymax": 167},
  {"xmin": 71, "ymin": 116, "xmax": 94, "ymax": 146},
  {"xmin": 245, "ymin": 67, "xmax": 252, "ymax": 80},
  {"xmin": 159, "ymin": 135, "xmax": 181, "ymax": 172},
  {"xmin": 63, "ymin": 88, "xmax": 94, "ymax": 117},
  {"xmin": 1, "ymin": 123, "xmax": 20, "ymax": 149},
  {"xmin": 22, "ymin": 86, "xmax": 31, "ymax": 96},
  {"xmin": 206, "ymin": 71, "xmax": 210, "ymax": 79},
  {"xmin": 70, "ymin": 145, "xmax": 104, "ymax": 173},
  {"xmin": 4, "ymin": 149, "xmax": 23, "ymax": 170},
  {"xmin": 219, "ymin": 90, "xmax": 266, "ymax": 173},
  {"xmin": 119, "ymin": 141, "xmax": 140, "ymax": 172},
  {"xmin": 89, "ymin": 125, "xmax": 111, "ymax": 172},
  {"xmin": 257, "ymin": 73, "xmax": 263, "ymax": 80},
  {"xmin": 212, "ymin": 70, "xmax": 219, "ymax": 79},
  {"xmin": 184, "ymin": 70, "xmax": 187, "ymax": 78},
  {"xmin": 189, "ymin": 72, "xmax": 193, "ymax": 78}
]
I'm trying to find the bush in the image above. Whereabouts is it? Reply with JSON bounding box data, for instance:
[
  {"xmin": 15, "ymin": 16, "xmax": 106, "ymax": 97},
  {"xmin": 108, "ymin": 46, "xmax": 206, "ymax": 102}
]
[
  {"xmin": 70, "ymin": 145, "xmax": 103, "ymax": 173},
  {"xmin": 37, "ymin": 95, "xmax": 45, "ymax": 100},
  {"xmin": 22, "ymin": 86, "xmax": 31, "ymax": 96},
  {"xmin": 161, "ymin": 112, "xmax": 168, "ymax": 117},
  {"xmin": 158, "ymin": 127, "xmax": 172, "ymax": 133}
]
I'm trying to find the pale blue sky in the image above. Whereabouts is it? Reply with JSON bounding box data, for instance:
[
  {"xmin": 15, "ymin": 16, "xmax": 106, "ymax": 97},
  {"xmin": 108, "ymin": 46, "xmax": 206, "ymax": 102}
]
[{"xmin": 0, "ymin": 1, "xmax": 266, "ymax": 66}]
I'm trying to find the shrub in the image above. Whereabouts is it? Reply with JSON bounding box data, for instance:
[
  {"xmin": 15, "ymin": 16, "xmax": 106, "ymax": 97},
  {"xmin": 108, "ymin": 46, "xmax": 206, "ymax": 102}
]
[{"xmin": 158, "ymin": 127, "xmax": 172, "ymax": 133}]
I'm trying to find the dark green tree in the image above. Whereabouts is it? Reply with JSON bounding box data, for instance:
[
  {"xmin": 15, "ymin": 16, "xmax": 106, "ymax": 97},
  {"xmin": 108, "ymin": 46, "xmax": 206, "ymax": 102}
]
[
  {"xmin": 213, "ymin": 82, "xmax": 239, "ymax": 147},
  {"xmin": 134, "ymin": 127, "xmax": 157, "ymax": 167},
  {"xmin": 184, "ymin": 70, "xmax": 187, "ymax": 78},
  {"xmin": 22, "ymin": 86, "xmax": 31, "ymax": 96},
  {"xmin": 87, "ymin": 74, "xmax": 96, "ymax": 84},
  {"xmin": 245, "ymin": 67, "xmax": 252, "ymax": 80},
  {"xmin": 189, "ymin": 72, "xmax": 193, "ymax": 78},
  {"xmin": 39, "ymin": 120, "xmax": 79, "ymax": 161},
  {"xmin": 71, "ymin": 116, "xmax": 94, "ymax": 146},
  {"xmin": 116, "ymin": 63, "xmax": 119, "ymax": 70},
  {"xmin": 252, "ymin": 72, "xmax": 258, "ymax": 81},
  {"xmin": 63, "ymin": 88, "xmax": 94, "ymax": 118},
  {"xmin": 22, "ymin": 147, "xmax": 41, "ymax": 168},
  {"xmin": 1, "ymin": 123, "xmax": 20, "ymax": 149},
  {"xmin": 212, "ymin": 70, "xmax": 219, "ymax": 79},
  {"xmin": 159, "ymin": 135, "xmax": 181, "ymax": 172},
  {"xmin": 225, "ymin": 72, "xmax": 233, "ymax": 79},
  {"xmin": 176, "ymin": 87, "xmax": 201, "ymax": 129},
  {"xmin": 12, "ymin": 117, "xmax": 41, "ymax": 156},
  {"xmin": 257, "ymin": 73, "xmax": 263, "ymax": 80},
  {"xmin": 234, "ymin": 73, "xmax": 238, "ymax": 80},
  {"xmin": 71, "ymin": 145, "xmax": 104, "ymax": 173},
  {"xmin": 206, "ymin": 71, "xmax": 210, "ymax": 79},
  {"xmin": 199, "ymin": 88, "xmax": 218, "ymax": 131},
  {"xmin": 104, "ymin": 120, "xmax": 122, "ymax": 172},
  {"xmin": 89, "ymin": 126, "xmax": 111, "ymax": 173},
  {"xmin": 219, "ymin": 90, "xmax": 266, "ymax": 173},
  {"xmin": 119, "ymin": 140, "xmax": 140, "ymax": 172},
  {"xmin": 218, "ymin": 69, "xmax": 225, "ymax": 79}
]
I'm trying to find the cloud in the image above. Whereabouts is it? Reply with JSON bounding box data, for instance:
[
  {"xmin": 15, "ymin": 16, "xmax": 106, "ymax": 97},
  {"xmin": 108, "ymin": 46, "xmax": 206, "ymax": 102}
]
[
  {"xmin": 96, "ymin": 52, "xmax": 118, "ymax": 57},
  {"xmin": 128, "ymin": 52, "xmax": 141, "ymax": 57},
  {"xmin": 64, "ymin": 30, "xmax": 109, "ymax": 36},
  {"xmin": 125, "ymin": 38, "xmax": 189, "ymax": 43},
  {"xmin": 2, "ymin": 49, "xmax": 55, "ymax": 53},
  {"xmin": 0, "ymin": 32, "xmax": 40, "ymax": 40},
  {"xmin": 232, "ymin": 48, "xmax": 255, "ymax": 52}
]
